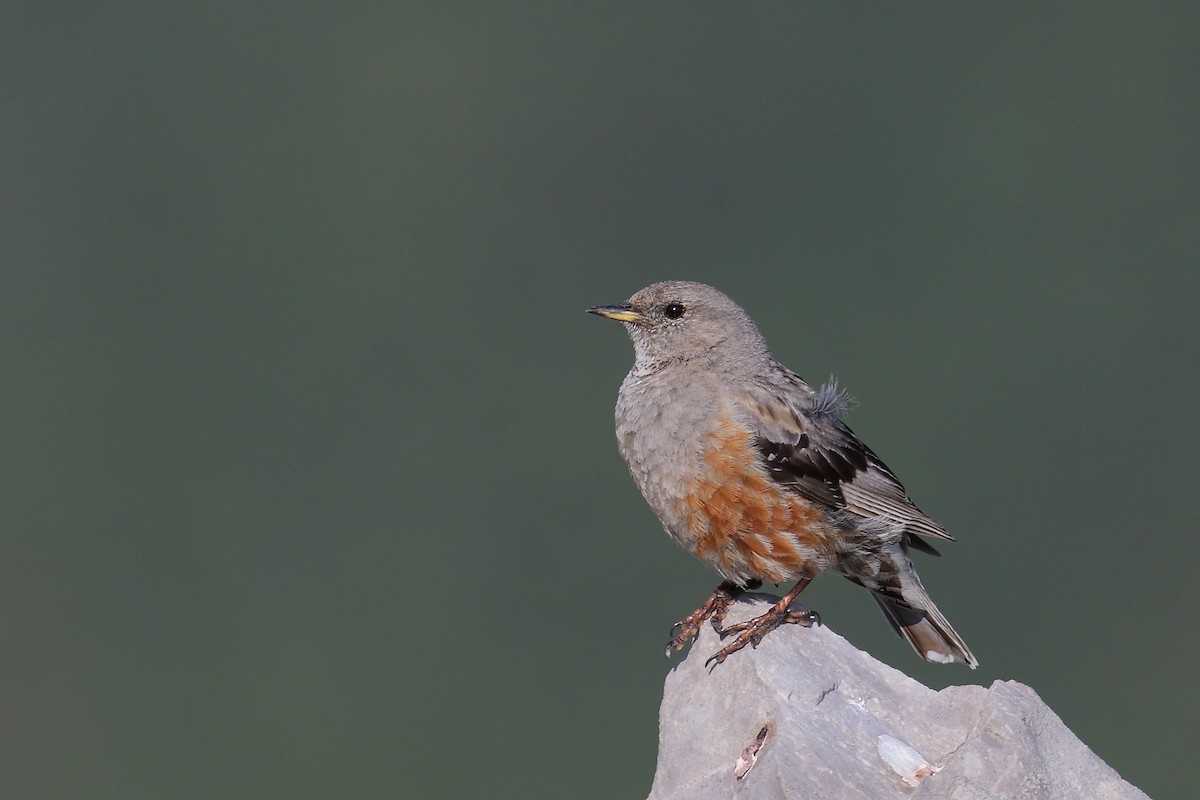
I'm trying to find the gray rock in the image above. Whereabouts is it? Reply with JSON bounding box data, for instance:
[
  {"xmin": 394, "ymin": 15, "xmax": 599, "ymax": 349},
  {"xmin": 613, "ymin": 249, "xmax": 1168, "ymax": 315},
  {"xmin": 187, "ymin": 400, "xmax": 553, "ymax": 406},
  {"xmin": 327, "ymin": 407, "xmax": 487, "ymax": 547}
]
[{"xmin": 647, "ymin": 595, "xmax": 1148, "ymax": 800}]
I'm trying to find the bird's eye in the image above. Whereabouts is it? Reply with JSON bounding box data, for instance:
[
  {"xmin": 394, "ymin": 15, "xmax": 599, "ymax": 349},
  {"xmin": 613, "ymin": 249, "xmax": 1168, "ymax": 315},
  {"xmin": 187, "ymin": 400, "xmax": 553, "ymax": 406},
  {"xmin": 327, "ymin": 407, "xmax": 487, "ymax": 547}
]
[{"xmin": 664, "ymin": 303, "xmax": 686, "ymax": 319}]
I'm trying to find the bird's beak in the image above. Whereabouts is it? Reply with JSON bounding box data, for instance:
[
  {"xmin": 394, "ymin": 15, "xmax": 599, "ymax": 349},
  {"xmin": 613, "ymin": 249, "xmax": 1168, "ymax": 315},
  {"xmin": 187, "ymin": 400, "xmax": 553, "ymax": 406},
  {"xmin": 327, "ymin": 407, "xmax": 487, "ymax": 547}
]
[{"xmin": 587, "ymin": 302, "xmax": 644, "ymax": 323}]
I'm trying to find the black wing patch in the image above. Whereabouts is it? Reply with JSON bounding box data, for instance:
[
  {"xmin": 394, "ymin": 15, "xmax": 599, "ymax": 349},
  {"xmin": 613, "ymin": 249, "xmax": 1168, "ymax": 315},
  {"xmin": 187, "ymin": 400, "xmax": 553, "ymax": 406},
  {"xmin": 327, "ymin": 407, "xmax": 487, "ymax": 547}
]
[
  {"xmin": 754, "ymin": 420, "xmax": 871, "ymax": 509},
  {"xmin": 753, "ymin": 417, "xmax": 946, "ymax": 556}
]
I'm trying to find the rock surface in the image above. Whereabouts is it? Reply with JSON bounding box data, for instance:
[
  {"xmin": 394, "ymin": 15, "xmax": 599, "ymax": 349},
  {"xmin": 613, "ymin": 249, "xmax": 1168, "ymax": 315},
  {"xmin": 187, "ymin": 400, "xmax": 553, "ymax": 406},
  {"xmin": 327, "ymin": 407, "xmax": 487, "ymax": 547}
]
[{"xmin": 646, "ymin": 595, "xmax": 1148, "ymax": 800}]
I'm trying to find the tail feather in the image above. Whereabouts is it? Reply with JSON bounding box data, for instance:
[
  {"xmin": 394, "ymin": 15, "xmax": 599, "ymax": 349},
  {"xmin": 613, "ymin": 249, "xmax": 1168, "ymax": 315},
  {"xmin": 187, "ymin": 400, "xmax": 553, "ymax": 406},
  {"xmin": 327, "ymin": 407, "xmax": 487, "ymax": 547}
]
[{"xmin": 867, "ymin": 557, "xmax": 978, "ymax": 669}]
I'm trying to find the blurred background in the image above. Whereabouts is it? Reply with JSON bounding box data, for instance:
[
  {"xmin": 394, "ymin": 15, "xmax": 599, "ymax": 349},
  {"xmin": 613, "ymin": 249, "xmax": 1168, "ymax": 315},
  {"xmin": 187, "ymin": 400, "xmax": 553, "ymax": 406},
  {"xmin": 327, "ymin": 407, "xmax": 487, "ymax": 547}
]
[{"xmin": 2, "ymin": 3, "xmax": 1195, "ymax": 798}]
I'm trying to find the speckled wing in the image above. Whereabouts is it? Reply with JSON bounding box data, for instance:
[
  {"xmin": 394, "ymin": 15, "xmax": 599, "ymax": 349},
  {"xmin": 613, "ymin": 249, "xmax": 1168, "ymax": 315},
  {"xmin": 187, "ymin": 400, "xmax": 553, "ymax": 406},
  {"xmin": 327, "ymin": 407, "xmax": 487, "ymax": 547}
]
[{"xmin": 737, "ymin": 372, "xmax": 954, "ymax": 548}]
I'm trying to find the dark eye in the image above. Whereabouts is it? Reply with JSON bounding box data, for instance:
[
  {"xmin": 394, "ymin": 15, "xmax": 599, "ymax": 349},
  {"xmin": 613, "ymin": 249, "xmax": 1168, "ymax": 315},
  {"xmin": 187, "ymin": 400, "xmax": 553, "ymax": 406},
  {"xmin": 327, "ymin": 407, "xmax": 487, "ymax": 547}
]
[{"xmin": 664, "ymin": 302, "xmax": 686, "ymax": 319}]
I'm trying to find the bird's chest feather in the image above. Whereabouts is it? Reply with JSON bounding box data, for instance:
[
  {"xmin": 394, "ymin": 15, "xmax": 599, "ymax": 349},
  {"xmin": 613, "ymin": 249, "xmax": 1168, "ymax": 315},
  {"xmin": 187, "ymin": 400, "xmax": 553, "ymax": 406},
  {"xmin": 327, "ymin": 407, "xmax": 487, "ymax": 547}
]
[
  {"xmin": 616, "ymin": 374, "xmax": 835, "ymax": 583},
  {"xmin": 615, "ymin": 370, "xmax": 707, "ymax": 526}
]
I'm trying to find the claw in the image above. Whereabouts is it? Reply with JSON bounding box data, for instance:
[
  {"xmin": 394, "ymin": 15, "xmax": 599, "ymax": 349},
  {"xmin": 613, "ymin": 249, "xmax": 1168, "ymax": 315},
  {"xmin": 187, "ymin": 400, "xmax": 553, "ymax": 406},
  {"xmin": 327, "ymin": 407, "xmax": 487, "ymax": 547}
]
[
  {"xmin": 706, "ymin": 604, "xmax": 818, "ymax": 665},
  {"xmin": 666, "ymin": 580, "xmax": 743, "ymax": 657},
  {"xmin": 667, "ymin": 578, "xmax": 818, "ymax": 665},
  {"xmin": 704, "ymin": 577, "xmax": 818, "ymax": 666}
]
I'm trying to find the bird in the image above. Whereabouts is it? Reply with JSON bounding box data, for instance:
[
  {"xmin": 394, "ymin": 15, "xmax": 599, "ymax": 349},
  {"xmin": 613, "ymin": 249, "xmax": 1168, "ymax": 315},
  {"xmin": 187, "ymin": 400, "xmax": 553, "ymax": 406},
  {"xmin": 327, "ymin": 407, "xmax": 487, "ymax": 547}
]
[{"xmin": 588, "ymin": 281, "xmax": 977, "ymax": 668}]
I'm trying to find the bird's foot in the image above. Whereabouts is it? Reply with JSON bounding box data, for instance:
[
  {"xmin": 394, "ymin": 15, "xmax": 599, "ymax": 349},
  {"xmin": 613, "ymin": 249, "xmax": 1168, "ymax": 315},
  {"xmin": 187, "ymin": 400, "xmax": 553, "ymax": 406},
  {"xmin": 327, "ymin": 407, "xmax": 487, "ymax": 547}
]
[
  {"xmin": 705, "ymin": 603, "xmax": 820, "ymax": 667},
  {"xmin": 665, "ymin": 579, "xmax": 760, "ymax": 657}
]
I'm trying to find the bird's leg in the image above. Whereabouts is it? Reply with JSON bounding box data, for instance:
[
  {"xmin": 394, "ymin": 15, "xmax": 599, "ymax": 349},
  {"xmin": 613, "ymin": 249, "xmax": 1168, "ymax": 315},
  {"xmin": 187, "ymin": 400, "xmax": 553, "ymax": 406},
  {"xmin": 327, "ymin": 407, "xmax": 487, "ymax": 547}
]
[
  {"xmin": 666, "ymin": 579, "xmax": 761, "ymax": 657},
  {"xmin": 705, "ymin": 577, "xmax": 820, "ymax": 667}
]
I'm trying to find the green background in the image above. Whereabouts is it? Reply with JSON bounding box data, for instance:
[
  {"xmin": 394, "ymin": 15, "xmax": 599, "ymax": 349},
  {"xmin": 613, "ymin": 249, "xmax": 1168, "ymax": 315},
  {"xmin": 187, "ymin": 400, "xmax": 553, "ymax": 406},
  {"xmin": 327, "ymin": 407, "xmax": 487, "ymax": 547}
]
[{"xmin": 3, "ymin": 3, "xmax": 1195, "ymax": 798}]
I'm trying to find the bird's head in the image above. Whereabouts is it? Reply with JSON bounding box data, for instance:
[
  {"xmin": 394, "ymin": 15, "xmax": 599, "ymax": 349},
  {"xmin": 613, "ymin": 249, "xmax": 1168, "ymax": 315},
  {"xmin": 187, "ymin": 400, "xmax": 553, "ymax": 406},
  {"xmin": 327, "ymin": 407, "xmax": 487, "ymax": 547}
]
[{"xmin": 589, "ymin": 281, "xmax": 770, "ymax": 369}]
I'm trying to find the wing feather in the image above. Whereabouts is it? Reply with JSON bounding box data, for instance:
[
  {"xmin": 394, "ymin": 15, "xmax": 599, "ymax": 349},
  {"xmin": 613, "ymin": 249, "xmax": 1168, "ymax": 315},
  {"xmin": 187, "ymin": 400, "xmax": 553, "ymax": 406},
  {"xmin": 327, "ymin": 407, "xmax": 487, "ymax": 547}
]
[{"xmin": 737, "ymin": 371, "xmax": 954, "ymax": 544}]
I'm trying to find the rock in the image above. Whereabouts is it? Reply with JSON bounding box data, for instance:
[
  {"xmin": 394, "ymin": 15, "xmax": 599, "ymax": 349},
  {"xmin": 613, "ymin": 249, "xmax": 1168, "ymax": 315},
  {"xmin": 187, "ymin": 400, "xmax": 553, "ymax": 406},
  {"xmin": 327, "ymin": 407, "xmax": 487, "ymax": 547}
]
[{"xmin": 646, "ymin": 595, "xmax": 1148, "ymax": 800}]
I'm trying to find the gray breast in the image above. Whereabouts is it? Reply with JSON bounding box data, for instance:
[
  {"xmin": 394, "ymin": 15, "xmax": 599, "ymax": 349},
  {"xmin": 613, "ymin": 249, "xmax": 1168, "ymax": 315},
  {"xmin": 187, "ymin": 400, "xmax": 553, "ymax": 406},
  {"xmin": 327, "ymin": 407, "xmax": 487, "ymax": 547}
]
[{"xmin": 614, "ymin": 367, "xmax": 722, "ymax": 544}]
